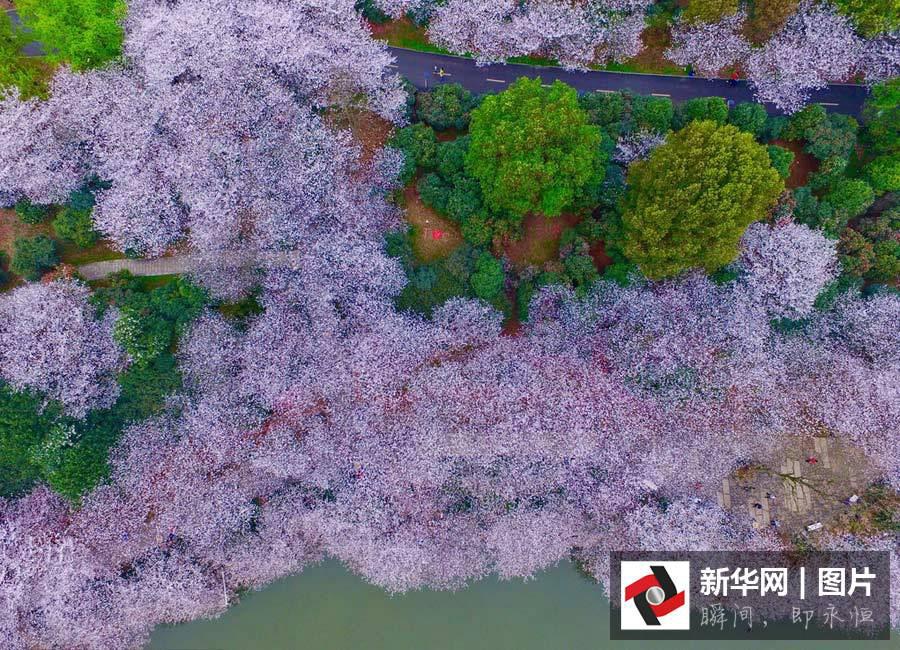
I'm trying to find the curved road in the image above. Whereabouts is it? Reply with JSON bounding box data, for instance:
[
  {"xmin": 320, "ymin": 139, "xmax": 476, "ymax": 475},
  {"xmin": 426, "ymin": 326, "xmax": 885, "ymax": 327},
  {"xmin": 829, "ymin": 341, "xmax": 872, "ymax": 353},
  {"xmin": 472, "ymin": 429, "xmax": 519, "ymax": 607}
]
[{"xmin": 388, "ymin": 46, "xmax": 869, "ymax": 117}]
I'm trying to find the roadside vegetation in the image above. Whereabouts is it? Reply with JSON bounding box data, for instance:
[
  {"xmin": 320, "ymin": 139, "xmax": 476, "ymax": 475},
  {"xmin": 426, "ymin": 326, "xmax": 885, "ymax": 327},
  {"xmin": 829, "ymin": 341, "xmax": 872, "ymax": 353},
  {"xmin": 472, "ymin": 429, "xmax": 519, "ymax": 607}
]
[{"xmin": 383, "ymin": 77, "xmax": 897, "ymax": 329}]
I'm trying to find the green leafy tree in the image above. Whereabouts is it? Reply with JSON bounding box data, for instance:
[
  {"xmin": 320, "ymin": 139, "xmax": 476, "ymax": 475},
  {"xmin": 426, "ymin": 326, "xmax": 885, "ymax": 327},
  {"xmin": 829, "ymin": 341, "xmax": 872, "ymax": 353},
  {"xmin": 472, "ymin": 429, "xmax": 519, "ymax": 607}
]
[
  {"xmin": 466, "ymin": 77, "xmax": 605, "ymax": 218},
  {"xmin": 579, "ymin": 91, "xmax": 626, "ymax": 131},
  {"xmin": 869, "ymin": 240, "xmax": 900, "ymax": 283},
  {"xmin": 95, "ymin": 273, "xmax": 208, "ymax": 366},
  {"xmin": 864, "ymin": 154, "xmax": 900, "ymax": 193},
  {"xmin": 460, "ymin": 213, "xmax": 494, "ymax": 247},
  {"xmin": 728, "ymin": 102, "xmax": 768, "ymax": 137},
  {"xmin": 618, "ymin": 120, "xmax": 784, "ymax": 279},
  {"xmin": 683, "ymin": 0, "xmax": 739, "ymax": 24},
  {"xmin": 793, "ymin": 186, "xmax": 837, "ymax": 233},
  {"xmin": 804, "ymin": 113, "xmax": 858, "ymax": 161},
  {"xmin": 354, "ymin": 0, "xmax": 389, "ymax": 24},
  {"xmin": 631, "ymin": 95, "xmax": 674, "ymax": 133},
  {"xmin": 470, "ymin": 252, "xmax": 505, "ymax": 301},
  {"xmin": 824, "ymin": 178, "xmax": 875, "ymax": 228},
  {"xmin": 416, "ymin": 84, "xmax": 478, "ymax": 131},
  {"xmin": 435, "ymin": 136, "xmax": 470, "ymax": 180},
  {"xmin": 678, "ymin": 97, "xmax": 729, "ymax": 127},
  {"xmin": 838, "ymin": 228, "xmax": 875, "ymax": 277},
  {"xmin": 782, "ymin": 104, "xmax": 827, "ymax": 141},
  {"xmin": 53, "ymin": 207, "xmax": 99, "ymax": 248},
  {"xmin": 445, "ymin": 177, "xmax": 482, "ymax": 222},
  {"xmin": 10, "ymin": 235, "xmax": 58, "ymax": 280},
  {"xmin": 0, "ymin": 385, "xmax": 58, "ymax": 496},
  {"xmin": 417, "ymin": 173, "xmax": 451, "ymax": 213},
  {"xmin": 389, "ymin": 123, "xmax": 438, "ymax": 185},
  {"xmin": 17, "ymin": 0, "xmax": 126, "ymax": 70},
  {"xmin": 14, "ymin": 198, "xmax": 51, "ymax": 225},
  {"xmin": 767, "ymin": 145, "xmax": 795, "ymax": 179},
  {"xmin": 833, "ymin": 0, "xmax": 899, "ymax": 36},
  {"xmin": 863, "ymin": 79, "xmax": 899, "ymax": 156}
]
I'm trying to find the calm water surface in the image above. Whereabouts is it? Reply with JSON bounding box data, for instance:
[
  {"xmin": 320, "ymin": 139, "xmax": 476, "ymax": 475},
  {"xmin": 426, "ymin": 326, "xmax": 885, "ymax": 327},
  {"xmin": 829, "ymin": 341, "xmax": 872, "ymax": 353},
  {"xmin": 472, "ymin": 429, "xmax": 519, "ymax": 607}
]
[{"xmin": 150, "ymin": 560, "xmax": 897, "ymax": 650}]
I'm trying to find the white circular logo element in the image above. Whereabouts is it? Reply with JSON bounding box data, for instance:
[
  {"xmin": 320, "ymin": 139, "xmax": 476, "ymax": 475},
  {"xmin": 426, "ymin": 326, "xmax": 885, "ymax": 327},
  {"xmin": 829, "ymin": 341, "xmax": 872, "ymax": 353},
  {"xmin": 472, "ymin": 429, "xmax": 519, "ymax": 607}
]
[{"xmin": 645, "ymin": 586, "xmax": 666, "ymax": 606}]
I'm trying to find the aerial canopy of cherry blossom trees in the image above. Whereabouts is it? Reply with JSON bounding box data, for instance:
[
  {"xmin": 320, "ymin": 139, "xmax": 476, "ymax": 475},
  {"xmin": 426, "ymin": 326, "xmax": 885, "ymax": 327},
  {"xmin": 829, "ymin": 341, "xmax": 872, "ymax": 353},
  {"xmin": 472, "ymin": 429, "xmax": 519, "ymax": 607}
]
[
  {"xmin": 416, "ymin": 0, "xmax": 895, "ymax": 112},
  {"xmin": 738, "ymin": 218, "xmax": 838, "ymax": 320},
  {"xmin": 0, "ymin": 1, "xmax": 897, "ymax": 648},
  {"xmin": 427, "ymin": 0, "xmax": 648, "ymax": 68},
  {"xmin": 0, "ymin": 280, "xmax": 125, "ymax": 418},
  {"xmin": 0, "ymin": 0, "xmax": 406, "ymax": 258},
  {"xmin": 666, "ymin": 12, "xmax": 750, "ymax": 77},
  {"xmin": 745, "ymin": 2, "xmax": 863, "ymax": 112},
  {"xmin": 2, "ymin": 262, "xmax": 896, "ymax": 647}
]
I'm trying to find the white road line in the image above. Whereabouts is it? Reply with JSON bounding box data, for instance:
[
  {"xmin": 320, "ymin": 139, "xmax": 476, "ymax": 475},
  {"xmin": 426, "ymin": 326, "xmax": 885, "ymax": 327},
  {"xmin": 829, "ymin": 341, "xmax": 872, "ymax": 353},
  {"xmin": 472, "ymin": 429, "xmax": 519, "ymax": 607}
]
[
  {"xmin": 388, "ymin": 64, "xmax": 398, "ymax": 68},
  {"xmin": 541, "ymin": 84, "xmax": 553, "ymax": 88},
  {"xmin": 819, "ymin": 102, "xmax": 839, "ymax": 106},
  {"xmin": 651, "ymin": 93, "xmax": 671, "ymax": 97},
  {"xmin": 597, "ymin": 89, "xmax": 615, "ymax": 93},
  {"xmin": 486, "ymin": 78, "xmax": 507, "ymax": 83}
]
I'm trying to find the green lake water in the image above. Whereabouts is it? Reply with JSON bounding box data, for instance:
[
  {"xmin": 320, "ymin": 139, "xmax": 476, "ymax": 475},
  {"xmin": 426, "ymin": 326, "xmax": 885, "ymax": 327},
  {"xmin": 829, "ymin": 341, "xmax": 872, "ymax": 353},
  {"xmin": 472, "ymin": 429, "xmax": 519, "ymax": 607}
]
[{"xmin": 150, "ymin": 560, "xmax": 897, "ymax": 650}]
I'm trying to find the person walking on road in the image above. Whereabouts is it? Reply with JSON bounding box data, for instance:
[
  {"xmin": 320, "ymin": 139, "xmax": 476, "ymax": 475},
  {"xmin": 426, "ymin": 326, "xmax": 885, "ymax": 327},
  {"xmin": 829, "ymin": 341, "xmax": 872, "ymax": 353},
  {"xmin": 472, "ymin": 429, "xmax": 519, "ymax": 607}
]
[{"xmin": 729, "ymin": 71, "xmax": 739, "ymax": 87}]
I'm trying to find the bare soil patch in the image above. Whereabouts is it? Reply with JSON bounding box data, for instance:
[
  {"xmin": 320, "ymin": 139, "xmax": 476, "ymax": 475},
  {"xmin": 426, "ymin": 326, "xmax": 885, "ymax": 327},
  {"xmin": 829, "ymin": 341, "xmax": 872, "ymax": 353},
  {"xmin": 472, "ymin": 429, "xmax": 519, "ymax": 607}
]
[
  {"xmin": 498, "ymin": 212, "xmax": 582, "ymax": 271},
  {"xmin": 436, "ymin": 129, "xmax": 462, "ymax": 142},
  {"xmin": 589, "ymin": 239, "xmax": 614, "ymax": 273},
  {"xmin": 621, "ymin": 25, "xmax": 685, "ymax": 76},
  {"xmin": 772, "ymin": 139, "xmax": 820, "ymax": 190},
  {"xmin": 327, "ymin": 109, "xmax": 394, "ymax": 168},
  {"xmin": 402, "ymin": 185, "xmax": 463, "ymax": 263}
]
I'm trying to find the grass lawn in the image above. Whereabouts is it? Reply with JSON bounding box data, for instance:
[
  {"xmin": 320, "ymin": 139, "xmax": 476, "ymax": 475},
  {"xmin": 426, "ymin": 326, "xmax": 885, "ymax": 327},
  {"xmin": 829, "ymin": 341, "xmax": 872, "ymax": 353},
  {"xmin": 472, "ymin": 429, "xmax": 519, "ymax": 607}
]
[{"xmin": 369, "ymin": 18, "xmax": 458, "ymax": 56}]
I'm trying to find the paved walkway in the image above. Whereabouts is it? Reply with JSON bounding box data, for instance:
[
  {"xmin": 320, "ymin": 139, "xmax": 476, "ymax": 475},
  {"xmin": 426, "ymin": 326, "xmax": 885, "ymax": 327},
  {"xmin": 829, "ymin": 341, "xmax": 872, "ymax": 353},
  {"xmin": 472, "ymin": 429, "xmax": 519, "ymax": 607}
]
[
  {"xmin": 717, "ymin": 436, "xmax": 876, "ymax": 537},
  {"xmin": 78, "ymin": 251, "xmax": 302, "ymax": 280}
]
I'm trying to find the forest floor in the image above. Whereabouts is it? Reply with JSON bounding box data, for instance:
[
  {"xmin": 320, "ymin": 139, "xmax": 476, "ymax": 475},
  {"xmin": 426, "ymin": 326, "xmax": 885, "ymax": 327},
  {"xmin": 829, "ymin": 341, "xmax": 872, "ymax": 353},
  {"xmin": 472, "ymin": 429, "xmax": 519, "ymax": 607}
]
[
  {"xmin": 326, "ymin": 108, "xmax": 394, "ymax": 168},
  {"xmin": 499, "ymin": 212, "xmax": 582, "ymax": 270},
  {"xmin": 772, "ymin": 139, "xmax": 820, "ymax": 189},
  {"xmin": 402, "ymin": 184, "xmax": 463, "ymax": 263}
]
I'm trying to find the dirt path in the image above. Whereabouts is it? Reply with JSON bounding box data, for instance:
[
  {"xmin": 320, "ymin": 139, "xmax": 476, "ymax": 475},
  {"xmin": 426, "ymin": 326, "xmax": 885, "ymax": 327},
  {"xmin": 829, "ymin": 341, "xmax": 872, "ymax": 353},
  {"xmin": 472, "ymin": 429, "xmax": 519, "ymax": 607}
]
[{"xmin": 402, "ymin": 185, "xmax": 462, "ymax": 263}]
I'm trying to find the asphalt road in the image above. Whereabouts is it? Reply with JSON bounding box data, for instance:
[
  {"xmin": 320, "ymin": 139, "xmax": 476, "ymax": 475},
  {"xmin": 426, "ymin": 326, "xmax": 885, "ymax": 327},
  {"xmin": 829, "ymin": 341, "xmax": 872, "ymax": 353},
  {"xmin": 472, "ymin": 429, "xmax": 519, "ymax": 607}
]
[
  {"xmin": 389, "ymin": 47, "xmax": 870, "ymax": 117},
  {"xmin": 5, "ymin": 8, "xmax": 869, "ymax": 117}
]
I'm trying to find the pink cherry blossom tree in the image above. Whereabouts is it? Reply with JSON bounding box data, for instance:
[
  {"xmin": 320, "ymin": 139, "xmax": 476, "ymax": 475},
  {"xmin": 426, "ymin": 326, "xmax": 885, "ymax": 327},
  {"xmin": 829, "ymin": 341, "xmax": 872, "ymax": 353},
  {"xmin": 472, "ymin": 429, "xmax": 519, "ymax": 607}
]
[
  {"xmin": 666, "ymin": 12, "xmax": 751, "ymax": 77},
  {"xmin": 0, "ymin": 280, "xmax": 125, "ymax": 418},
  {"xmin": 746, "ymin": 1, "xmax": 863, "ymax": 112},
  {"xmin": 738, "ymin": 219, "xmax": 839, "ymax": 320}
]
